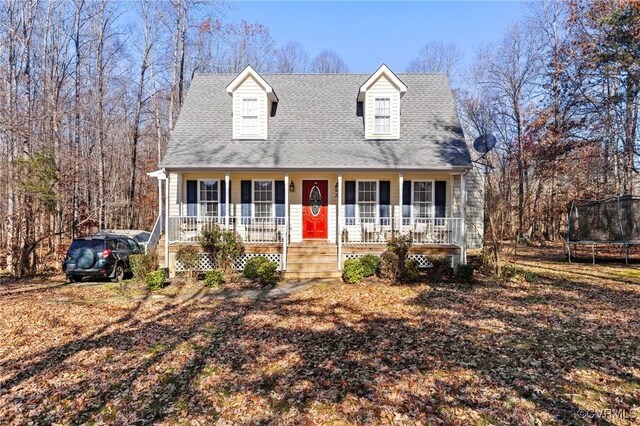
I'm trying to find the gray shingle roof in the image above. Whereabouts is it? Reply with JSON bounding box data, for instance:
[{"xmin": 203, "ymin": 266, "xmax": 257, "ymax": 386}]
[{"xmin": 160, "ymin": 73, "xmax": 471, "ymax": 170}]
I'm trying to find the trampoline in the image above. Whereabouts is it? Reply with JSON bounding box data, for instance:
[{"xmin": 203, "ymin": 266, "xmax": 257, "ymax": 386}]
[{"xmin": 566, "ymin": 195, "xmax": 640, "ymax": 264}]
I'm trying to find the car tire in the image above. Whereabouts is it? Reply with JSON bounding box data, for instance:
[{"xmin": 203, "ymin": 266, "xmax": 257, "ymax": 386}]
[
  {"xmin": 112, "ymin": 263, "xmax": 125, "ymax": 283},
  {"xmin": 68, "ymin": 276, "xmax": 78, "ymax": 283}
]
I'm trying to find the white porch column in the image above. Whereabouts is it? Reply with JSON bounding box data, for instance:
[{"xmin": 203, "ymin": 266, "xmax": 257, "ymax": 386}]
[
  {"xmin": 164, "ymin": 174, "xmax": 170, "ymax": 271},
  {"xmin": 283, "ymin": 173, "xmax": 289, "ymax": 271},
  {"xmin": 460, "ymin": 172, "xmax": 467, "ymax": 264},
  {"xmin": 337, "ymin": 173, "xmax": 342, "ymax": 270},
  {"xmin": 398, "ymin": 172, "xmax": 404, "ymax": 234},
  {"xmin": 225, "ymin": 172, "xmax": 230, "ymax": 230},
  {"xmin": 157, "ymin": 179, "xmax": 163, "ymax": 232}
]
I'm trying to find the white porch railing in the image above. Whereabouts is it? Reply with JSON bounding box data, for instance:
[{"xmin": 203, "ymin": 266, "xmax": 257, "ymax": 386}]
[
  {"xmin": 340, "ymin": 217, "xmax": 461, "ymax": 246},
  {"xmin": 146, "ymin": 212, "xmax": 164, "ymax": 254},
  {"xmin": 168, "ymin": 216, "xmax": 228, "ymax": 243},
  {"xmin": 168, "ymin": 216, "xmax": 284, "ymax": 245}
]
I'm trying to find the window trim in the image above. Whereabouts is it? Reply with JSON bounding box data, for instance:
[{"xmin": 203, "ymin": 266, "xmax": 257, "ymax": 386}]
[
  {"xmin": 356, "ymin": 180, "xmax": 379, "ymax": 223},
  {"xmin": 251, "ymin": 179, "xmax": 275, "ymax": 219},
  {"xmin": 241, "ymin": 98, "xmax": 259, "ymax": 135},
  {"xmin": 411, "ymin": 180, "xmax": 435, "ymax": 223},
  {"xmin": 374, "ymin": 97, "xmax": 391, "ymax": 135},
  {"xmin": 197, "ymin": 179, "xmax": 221, "ymax": 218}
]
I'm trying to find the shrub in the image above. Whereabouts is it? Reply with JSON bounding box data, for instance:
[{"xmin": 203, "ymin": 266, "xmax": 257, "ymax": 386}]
[
  {"xmin": 216, "ymin": 231, "xmax": 244, "ymax": 274},
  {"xmin": 199, "ymin": 225, "xmax": 245, "ymax": 275},
  {"xmin": 359, "ymin": 254, "xmax": 380, "ymax": 277},
  {"xmin": 401, "ymin": 259, "xmax": 421, "ymax": 283},
  {"xmin": 204, "ymin": 269, "xmax": 224, "ymax": 288},
  {"xmin": 454, "ymin": 264, "xmax": 474, "ymax": 283},
  {"xmin": 387, "ymin": 234, "xmax": 412, "ymax": 276},
  {"xmin": 244, "ymin": 256, "xmax": 269, "ymax": 280},
  {"xmin": 379, "ymin": 250, "xmax": 399, "ymax": 283},
  {"xmin": 199, "ymin": 224, "xmax": 223, "ymax": 255},
  {"xmin": 176, "ymin": 245, "xmax": 201, "ymax": 281},
  {"xmin": 342, "ymin": 259, "xmax": 365, "ymax": 284},
  {"xmin": 257, "ymin": 260, "xmax": 279, "ymax": 286},
  {"xmin": 523, "ymin": 271, "xmax": 538, "ymax": 283},
  {"xmin": 428, "ymin": 255, "xmax": 452, "ymax": 283},
  {"xmin": 129, "ymin": 254, "xmax": 156, "ymax": 283},
  {"xmin": 146, "ymin": 269, "xmax": 166, "ymax": 290}
]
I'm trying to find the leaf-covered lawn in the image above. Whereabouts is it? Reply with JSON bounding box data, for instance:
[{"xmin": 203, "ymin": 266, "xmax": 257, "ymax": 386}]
[{"xmin": 1, "ymin": 248, "xmax": 639, "ymax": 425}]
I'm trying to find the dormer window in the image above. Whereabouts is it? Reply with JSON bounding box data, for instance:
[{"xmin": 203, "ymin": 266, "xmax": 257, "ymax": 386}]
[
  {"xmin": 374, "ymin": 98, "xmax": 391, "ymax": 134},
  {"xmin": 226, "ymin": 65, "xmax": 278, "ymax": 140},
  {"xmin": 358, "ymin": 64, "xmax": 407, "ymax": 140},
  {"xmin": 242, "ymin": 98, "xmax": 258, "ymax": 134}
]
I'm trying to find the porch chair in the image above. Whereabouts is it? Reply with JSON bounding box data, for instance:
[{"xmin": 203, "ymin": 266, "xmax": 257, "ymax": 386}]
[{"xmin": 361, "ymin": 222, "xmax": 379, "ymax": 243}]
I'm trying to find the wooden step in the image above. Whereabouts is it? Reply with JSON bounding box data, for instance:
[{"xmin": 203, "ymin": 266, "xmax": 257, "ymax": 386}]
[
  {"xmin": 287, "ymin": 247, "xmax": 336, "ymax": 256},
  {"xmin": 285, "ymin": 262, "xmax": 338, "ymax": 273},
  {"xmin": 284, "ymin": 271, "xmax": 342, "ymax": 280},
  {"xmin": 287, "ymin": 254, "xmax": 337, "ymax": 263}
]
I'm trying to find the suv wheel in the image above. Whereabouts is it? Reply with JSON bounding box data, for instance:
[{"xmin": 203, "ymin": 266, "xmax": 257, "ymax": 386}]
[{"xmin": 112, "ymin": 263, "xmax": 125, "ymax": 283}]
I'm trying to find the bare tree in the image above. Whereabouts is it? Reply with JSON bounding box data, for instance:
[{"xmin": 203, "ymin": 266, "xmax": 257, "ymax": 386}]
[
  {"xmin": 406, "ymin": 41, "xmax": 462, "ymax": 77},
  {"xmin": 276, "ymin": 41, "xmax": 308, "ymax": 73},
  {"xmin": 310, "ymin": 49, "xmax": 349, "ymax": 73}
]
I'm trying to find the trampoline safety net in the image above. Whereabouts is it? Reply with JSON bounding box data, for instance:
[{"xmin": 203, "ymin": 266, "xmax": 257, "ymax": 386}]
[{"xmin": 567, "ymin": 196, "xmax": 640, "ymax": 243}]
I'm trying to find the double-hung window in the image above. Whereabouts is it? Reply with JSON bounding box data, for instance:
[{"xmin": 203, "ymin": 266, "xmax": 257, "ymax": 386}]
[
  {"xmin": 199, "ymin": 180, "xmax": 219, "ymax": 217},
  {"xmin": 357, "ymin": 181, "xmax": 377, "ymax": 223},
  {"xmin": 374, "ymin": 98, "xmax": 391, "ymax": 134},
  {"xmin": 412, "ymin": 181, "xmax": 433, "ymax": 220},
  {"xmin": 242, "ymin": 98, "xmax": 258, "ymax": 134},
  {"xmin": 253, "ymin": 180, "xmax": 273, "ymax": 218}
]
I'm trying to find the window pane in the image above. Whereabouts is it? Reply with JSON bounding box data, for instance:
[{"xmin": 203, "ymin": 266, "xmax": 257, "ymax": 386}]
[
  {"xmin": 201, "ymin": 202, "xmax": 219, "ymax": 217},
  {"xmin": 243, "ymin": 98, "xmax": 257, "ymax": 115},
  {"xmin": 243, "ymin": 116, "xmax": 257, "ymax": 134},
  {"xmin": 254, "ymin": 181, "xmax": 273, "ymax": 202},
  {"xmin": 359, "ymin": 203, "xmax": 375, "ymax": 220},
  {"xmin": 255, "ymin": 203, "xmax": 272, "ymax": 218},
  {"xmin": 358, "ymin": 181, "xmax": 377, "ymax": 202},
  {"xmin": 200, "ymin": 180, "xmax": 218, "ymax": 202},
  {"xmin": 375, "ymin": 98, "xmax": 390, "ymax": 115}
]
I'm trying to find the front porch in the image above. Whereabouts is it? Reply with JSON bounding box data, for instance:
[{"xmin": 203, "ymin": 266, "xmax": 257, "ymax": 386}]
[{"xmin": 152, "ymin": 170, "xmax": 469, "ymax": 277}]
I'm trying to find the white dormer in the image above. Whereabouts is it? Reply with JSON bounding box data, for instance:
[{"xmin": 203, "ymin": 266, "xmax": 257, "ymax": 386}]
[
  {"xmin": 358, "ymin": 64, "xmax": 407, "ymax": 140},
  {"xmin": 226, "ymin": 66, "xmax": 278, "ymax": 140}
]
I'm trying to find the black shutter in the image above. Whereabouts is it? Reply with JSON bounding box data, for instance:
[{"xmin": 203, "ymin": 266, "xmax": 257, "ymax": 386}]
[
  {"xmin": 345, "ymin": 181, "xmax": 356, "ymax": 225},
  {"xmin": 220, "ymin": 180, "xmax": 226, "ymax": 218},
  {"xmin": 275, "ymin": 180, "xmax": 285, "ymax": 220},
  {"xmin": 402, "ymin": 180, "xmax": 411, "ymax": 225},
  {"xmin": 435, "ymin": 181, "xmax": 446, "ymax": 218},
  {"xmin": 379, "ymin": 181, "xmax": 390, "ymax": 223},
  {"xmin": 241, "ymin": 180, "xmax": 252, "ymax": 224},
  {"xmin": 186, "ymin": 180, "xmax": 197, "ymax": 216}
]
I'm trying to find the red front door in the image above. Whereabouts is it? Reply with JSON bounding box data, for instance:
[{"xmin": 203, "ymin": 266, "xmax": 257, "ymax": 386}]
[{"xmin": 302, "ymin": 180, "xmax": 328, "ymax": 239}]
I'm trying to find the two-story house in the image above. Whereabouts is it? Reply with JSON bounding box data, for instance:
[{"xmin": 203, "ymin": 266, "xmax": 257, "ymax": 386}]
[{"xmin": 148, "ymin": 64, "xmax": 484, "ymax": 279}]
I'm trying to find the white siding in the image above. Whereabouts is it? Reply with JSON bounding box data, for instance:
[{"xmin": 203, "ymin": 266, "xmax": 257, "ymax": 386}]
[
  {"xmin": 365, "ymin": 75, "xmax": 401, "ymax": 140},
  {"xmin": 465, "ymin": 165, "xmax": 485, "ymax": 249},
  {"xmin": 168, "ymin": 173, "xmax": 181, "ymax": 216},
  {"xmin": 232, "ymin": 75, "xmax": 269, "ymax": 140}
]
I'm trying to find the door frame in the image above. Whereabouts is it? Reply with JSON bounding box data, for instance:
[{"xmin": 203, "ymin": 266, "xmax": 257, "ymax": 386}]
[{"xmin": 301, "ymin": 178, "xmax": 329, "ymax": 240}]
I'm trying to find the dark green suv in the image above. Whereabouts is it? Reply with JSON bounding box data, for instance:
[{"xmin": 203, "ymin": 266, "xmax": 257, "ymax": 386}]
[{"xmin": 62, "ymin": 235, "xmax": 142, "ymax": 282}]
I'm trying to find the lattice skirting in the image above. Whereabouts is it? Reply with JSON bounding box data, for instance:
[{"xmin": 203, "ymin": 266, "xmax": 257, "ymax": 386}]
[
  {"xmin": 175, "ymin": 253, "xmax": 282, "ymax": 272},
  {"xmin": 344, "ymin": 253, "xmax": 452, "ymax": 269}
]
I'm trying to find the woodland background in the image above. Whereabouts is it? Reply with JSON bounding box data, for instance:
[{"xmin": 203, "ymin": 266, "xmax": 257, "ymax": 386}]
[{"xmin": 0, "ymin": 0, "xmax": 638, "ymax": 276}]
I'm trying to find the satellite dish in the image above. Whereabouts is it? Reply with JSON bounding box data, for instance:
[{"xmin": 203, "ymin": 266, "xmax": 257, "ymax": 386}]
[{"xmin": 473, "ymin": 134, "xmax": 497, "ymax": 154}]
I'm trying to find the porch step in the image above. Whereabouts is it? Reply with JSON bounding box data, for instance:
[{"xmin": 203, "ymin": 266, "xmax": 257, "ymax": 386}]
[
  {"xmin": 284, "ymin": 271, "xmax": 342, "ymax": 280},
  {"xmin": 286, "ymin": 242, "xmax": 338, "ymax": 275},
  {"xmin": 286, "ymin": 261, "xmax": 337, "ymax": 273}
]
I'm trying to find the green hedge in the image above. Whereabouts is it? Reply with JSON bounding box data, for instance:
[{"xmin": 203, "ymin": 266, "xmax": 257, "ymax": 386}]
[
  {"xmin": 146, "ymin": 269, "xmax": 166, "ymax": 290},
  {"xmin": 342, "ymin": 259, "xmax": 365, "ymax": 284}
]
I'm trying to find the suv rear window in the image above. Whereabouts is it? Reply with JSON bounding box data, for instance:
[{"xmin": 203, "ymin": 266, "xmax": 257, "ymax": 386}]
[{"xmin": 69, "ymin": 239, "xmax": 105, "ymax": 251}]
